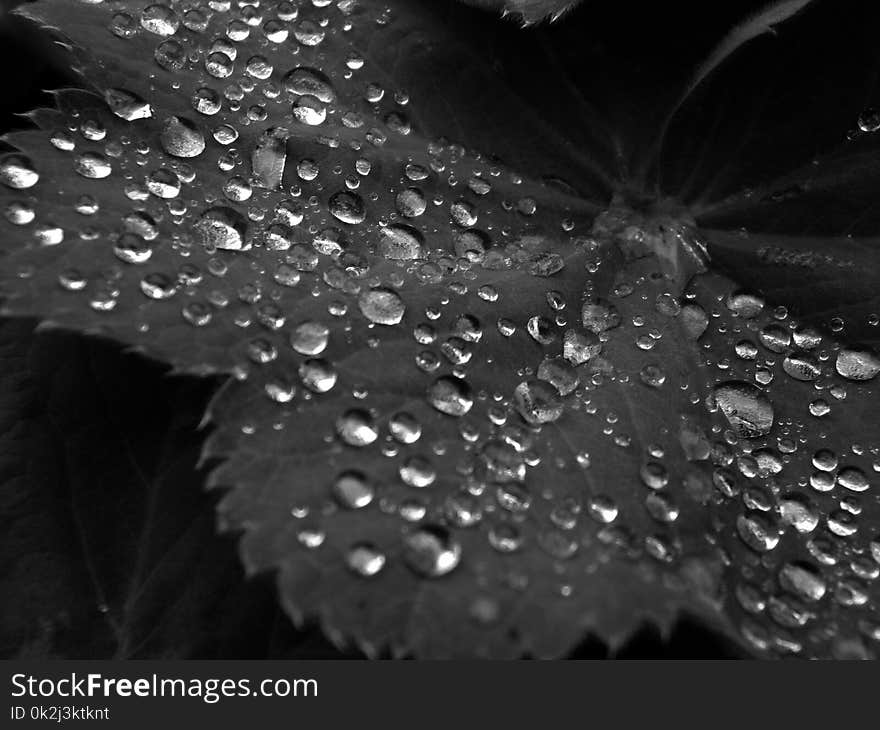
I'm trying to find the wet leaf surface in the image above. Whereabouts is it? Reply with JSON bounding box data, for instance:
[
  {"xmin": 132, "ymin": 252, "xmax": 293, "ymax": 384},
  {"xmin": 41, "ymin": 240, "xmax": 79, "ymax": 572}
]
[{"xmin": 0, "ymin": 0, "xmax": 878, "ymax": 658}]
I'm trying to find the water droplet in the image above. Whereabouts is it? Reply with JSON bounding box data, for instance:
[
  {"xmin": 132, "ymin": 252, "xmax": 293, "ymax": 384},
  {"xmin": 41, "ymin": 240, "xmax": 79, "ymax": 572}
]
[
  {"xmin": 680, "ymin": 303, "xmax": 708, "ymax": 339},
  {"xmin": 838, "ymin": 466, "xmax": 870, "ymax": 493},
  {"xmin": 581, "ymin": 299, "xmax": 620, "ymax": 333},
  {"xmin": 403, "ymin": 525, "xmax": 461, "ymax": 577},
  {"xmin": 283, "ymin": 66, "xmax": 336, "ymax": 103},
  {"xmin": 333, "ymin": 470, "xmax": 374, "ymax": 509},
  {"xmin": 105, "ymin": 88, "xmax": 152, "ymax": 120},
  {"xmin": 782, "ymin": 354, "xmax": 821, "ymax": 381},
  {"xmin": 390, "ymin": 411, "xmax": 421, "ymax": 443},
  {"xmin": 290, "ymin": 321, "xmax": 329, "ymax": 355},
  {"xmin": 196, "ymin": 206, "xmax": 248, "ymax": 250},
  {"xmin": 726, "ymin": 290, "xmax": 764, "ymax": 318},
  {"xmin": 75, "ymin": 152, "xmax": 112, "ymax": 179},
  {"xmin": 251, "ymin": 127, "xmax": 289, "ymax": 189},
  {"xmin": 378, "ymin": 225, "xmax": 424, "ymax": 260},
  {"xmin": 113, "ymin": 232, "xmax": 152, "ymax": 264},
  {"xmin": 395, "ymin": 187, "xmax": 426, "ymax": 218},
  {"xmin": 146, "ymin": 168, "xmax": 181, "ymax": 198},
  {"xmin": 714, "ymin": 381, "xmax": 774, "ymax": 438},
  {"xmin": 346, "ymin": 543, "xmax": 386, "ymax": 576},
  {"xmin": 140, "ymin": 4, "xmax": 180, "ymax": 35},
  {"xmin": 329, "ymin": 190, "xmax": 366, "ymax": 224},
  {"xmin": 736, "ymin": 512, "xmax": 780, "ymax": 552},
  {"xmin": 562, "ymin": 329, "xmax": 601, "ymax": 365},
  {"xmin": 160, "ymin": 116, "xmax": 206, "ymax": 158},
  {"xmin": 513, "ymin": 380, "xmax": 563, "ymax": 424},
  {"xmin": 336, "ymin": 409, "xmax": 378, "ymax": 446},
  {"xmin": 0, "ymin": 154, "xmax": 38, "ymax": 189},
  {"xmin": 779, "ymin": 562, "xmax": 826, "ymax": 602},
  {"xmin": 299, "ymin": 358, "xmax": 337, "ymax": 393},
  {"xmin": 836, "ymin": 346, "xmax": 880, "ymax": 381},
  {"xmin": 399, "ymin": 455, "xmax": 436, "ymax": 487},
  {"xmin": 427, "ymin": 376, "xmax": 473, "ymax": 417},
  {"xmin": 358, "ymin": 287, "xmax": 405, "ymax": 325}
]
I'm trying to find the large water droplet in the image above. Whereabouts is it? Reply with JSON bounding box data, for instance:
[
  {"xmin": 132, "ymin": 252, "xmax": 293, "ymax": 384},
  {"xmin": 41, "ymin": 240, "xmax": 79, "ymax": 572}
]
[
  {"xmin": 75, "ymin": 152, "xmax": 112, "ymax": 179},
  {"xmin": 105, "ymin": 88, "xmax": 152, "ymax": 120},
  {"xmin": 581, "ymin": 299, "xmax": 620, "ymax": 333},
  {"xmin": 299, "ymin": 358, "xmax": 337, "ymax": 393},
  {"xmin": 779, "ymin": 562, "xmax": 826, "ymax": 602},
  {"xmin": 736, "ymin": 512, "xmax": 780, "ymax": 552},
  {"xmin": 251, "ymin": 127, "xmax": 289, "ymax": 189},
  {"xmin": 196, "ymin": 206, "xmax": 248, "ymax": 250},
  {"xmin": 346, "ymin": 543, "xmax": 386, "ymax": 577},
  {"xmin": 113, "ymin": 232, "xmax": 152, "ymax": 264},
  {"xmin": 403, "ymin": 525, "xmax": 461, "ymax": 577},
  {"xmin": 835, "ymin": 346, "xmax": 880, "ymax": 381},
  {"xmin": 159, "ymin": 116, "xmax": 205, "ymax": 158},
  {"xmin": 358, "ymin": 287, "xmax": 405, "ymax": 325},
  {"xmin": 427, "ymin": 376, "xmax": 473, "ymax": 416},
  {"xmin": 714, "ymin": 381, "xmax": 774, "ymax": 438},
  {"xmin": 378, "ymin": 225, "xmax": 424, "ymax": 260},
  {"xmin": 333, "ymin": 471, "xmax": 374, "ymax": 509},
  {"xmin": 513, "ymin": 380, "xmax": 563, "ymax": 424},
  {"xmin": 0, "ymin": 154, "xmax": 38, "ymax": 189},
  {"xmin": 329, "ymin": 191, "xmax": 366, "ymax": 225},
  {"xmin": 336, "ymin": 409, "xmax": 378, "ymax": 446},
  {"xmin": 290, "ymin": 321, "xmax": 329, "ymax": 355},
  {"xmin": 283, "ymin": 66, "xmax": 336, "ymax": 103}
]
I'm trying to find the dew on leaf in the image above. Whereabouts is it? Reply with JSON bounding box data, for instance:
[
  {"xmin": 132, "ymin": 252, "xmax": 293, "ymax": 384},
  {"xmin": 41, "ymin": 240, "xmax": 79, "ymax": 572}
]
[
  {"xmin": 113, "ymin": 232, "xmax": 152, "ymax": 264},
  {"xmin": 358, "ymin": 287, "xmax": 405, "ymax": 325},
  {"xmin": 736, "ymin": 513, "xmax": 781, "ymax": 553},
  {"xmin": 427, "ymin": 375, "xmax": 473, "ymax": 417},
  {"xmin": 837, "ymin": 467, "xmax": 870, "ymax": 493},
  {"xmin": 140, "ymin": 4, "xmax": 179, "ymax": 35},
  {"xmin": 378, "ymin": 224, "xmax": 424, "ymax": 261},
  {"xmin": 2, "ymin": 0, "xmax": 879, "ymax": 662},
  {"xmin": 250, "ymin": 127, "xmax": 289, "ymax": 190},
  {"xmin": 333, "ymin": 470, "xmax": 375, "ymax": 509},
  {"xmin": 292, "ymin": 95, "xmax": 327, "ymax": 126},
  {"xmin": 105, "ymin": 88, "xmax": 152, "ymax": 121},
  {"xmin": 159, "ymin": 116, "xmax": 206, "ymax": 158},
  {"xmin": 782, "ymin": 354, "xmax": 821, "ymax": 381},
  {"xmin": 395, "ymin": 187, "xmax": 427, "ymax": 218},
  {"xmin": 337, "ymin": 409, "xmax": 379, "ymax": 447},
  {"xmin": 835, "ymin": 346, "xmax": 880, "ymax": 381},
  {"xmin": 403, "ymin": 525, "xmax": 461, "ymax": 578},
  {"xmin": 389, "ymin": 411, "xmax": 421, "ymax": 443},
  {"xmin": 726, "ymin": 290, "xmax": 764, "ymax": 318},
  {"xmin": 399, "ymin": 456, "xmax": 436, "ymax": 488},
  {"xmin": 290, "ymin": 321, "xmax": 329, "ymax": 355},
  {"xmin": 329, "ymin": 191, "xmax": 366, "ymax": 225},
  {"xmin": 680, "ymin": 303, "xmax": 708, "ymax": 339},
  {"xmin": 74, "ymin": 152, "xmax": 112, "ymax": 179},
  {"xmin": 581, "ymin": 299, "xmax": 620, "ymax": 333},
  {"xmin": 779, "ymin": 562, "xmax": 827, "ymax": 602},
  {"xmin": 513, "ymin": 380, "xmax": 563, "ymax": 425},
  {"xmin": 146, "ymin": 168, "xmax": 181, "ymax": 199},
  {"xmin": 346, "ymin": 543, "xmax": 386, "ymax": 577},
  {"xmin": 299, "ymin": 358, "xmax": 337, "ymax": 393},
  {"xmin": 196, "ymin": 206, "xmax": 248, "ymax": 250},
  {"xmin": 713, "ymin": 381, "xmax": 774, "ymax": 439}
]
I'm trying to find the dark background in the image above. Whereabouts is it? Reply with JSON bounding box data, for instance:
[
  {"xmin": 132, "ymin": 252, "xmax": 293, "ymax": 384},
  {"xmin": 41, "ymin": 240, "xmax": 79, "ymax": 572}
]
[{"xmin": 2, "ymin": 0, "xmax": 877, "ymax": 659}]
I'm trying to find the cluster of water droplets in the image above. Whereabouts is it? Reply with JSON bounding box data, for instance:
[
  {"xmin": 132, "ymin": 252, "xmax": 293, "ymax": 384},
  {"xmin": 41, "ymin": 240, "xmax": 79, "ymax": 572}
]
[{"xmin": 1, "ymin": 0, "xmax": 879, "ymax": 656}]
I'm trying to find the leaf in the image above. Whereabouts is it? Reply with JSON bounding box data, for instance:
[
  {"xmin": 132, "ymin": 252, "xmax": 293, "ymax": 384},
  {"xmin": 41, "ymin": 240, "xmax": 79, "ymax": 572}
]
[
  {"xmin": 461, "ymin": 0, "xmax": 584, "ymax": 24},
  {"xmin": 650, "ymin": 0, "xmax": 817, "ymax": 180},
  {"xmin": 0, "ymin": 318, "xmax": 359, "ymax": 658},
  {"xmin": 0, "ymin": 0, "xmax": 878, "ymax": 659}
]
